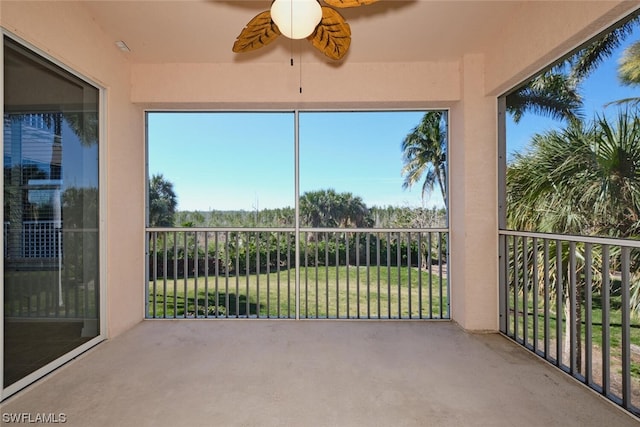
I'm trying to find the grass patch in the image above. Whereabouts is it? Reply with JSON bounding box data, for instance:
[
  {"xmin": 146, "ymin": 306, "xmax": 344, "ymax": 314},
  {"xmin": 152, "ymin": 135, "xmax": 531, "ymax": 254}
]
[
  {"xmin": 149, "ymin": 265, "xmax": 448, "ymax": 319},
  {"xmin": 507, "ymin": 286, "xmax": 640, "ymax": 404},
  {"xmin": 508, "ymin": 291, "xmax": 640, "ymax": 351}
]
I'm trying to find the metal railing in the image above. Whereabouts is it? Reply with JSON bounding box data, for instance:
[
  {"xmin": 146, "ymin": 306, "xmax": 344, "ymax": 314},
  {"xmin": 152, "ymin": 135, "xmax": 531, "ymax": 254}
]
[
  {"xmin": 4, "ymin": 221, "xmax": 61, "ymax": 258},
  {"xmin": 499, "ymin": 230, "xmax": 640, "ymax": 415},
  {"xmin": 4, "ymin": 228, "xmax": 99, "ymax": 319},
  {"xmin": 146, "ymin": 227, "xmax": 449, "ymax": 320},
  {"xmin": 22, "ymin": 221, "xmax": 61, "ymax": 258}
]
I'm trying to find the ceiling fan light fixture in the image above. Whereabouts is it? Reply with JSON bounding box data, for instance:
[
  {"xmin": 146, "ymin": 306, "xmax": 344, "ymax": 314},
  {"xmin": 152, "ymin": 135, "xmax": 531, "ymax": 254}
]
[{"xmin": 270, "ymin": 0, "xmax": 322, "ymax": 39}]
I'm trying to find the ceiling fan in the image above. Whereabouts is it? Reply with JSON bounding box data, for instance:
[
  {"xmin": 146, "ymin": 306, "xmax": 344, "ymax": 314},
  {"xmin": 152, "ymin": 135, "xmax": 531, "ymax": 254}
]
[{"xmin": 232, "ymin": 0, "xmax": 378, "ymax": 61}]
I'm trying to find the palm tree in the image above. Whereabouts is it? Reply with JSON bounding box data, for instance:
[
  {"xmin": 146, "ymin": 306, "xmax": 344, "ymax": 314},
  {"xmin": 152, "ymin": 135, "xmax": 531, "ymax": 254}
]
[
  {"xmin": 507, "ymin": 110, "xmax": 640, "ymax": 370},
  {"xmin": 605, "ymin": 37, "xmax": 640, "ymax": 107},
  {"xmin": 509, "ymin": 110, "xmax": 640, "ymax": 236},
  {"xmin": 300, "ymin": 189, "xmax": 330, "ymax": 228},
  {"xmin": 569, "ymin": 18, "xmax": 638, "ymax": 82},
  {"xmin": 299, "ymin": 189, "xmax": 369, "ymax": 228},
  {"xmin": 336, "ymin": 192, "xmax": 369, "ymax": 228},
  {"xmin": 507, "ymin": 120, "xmax": 593, "ymax": 234},
  {"xmin": 401, "ymin": 111, "xmax": 448, "ymax": 207},
  {"xmin": 506, "ymin": 71, "xmax": 582, "ymax": 124},
  {"xmin": 507, "ymin": 16, "xmax": 638, "ymax": 122},
  {"xmin": 149, "ymin": 174, "xmax": 178, "ymax": 227},
  {"xmin": 619, "ymin": 40, "xmax": 640, "ymax": 87}
]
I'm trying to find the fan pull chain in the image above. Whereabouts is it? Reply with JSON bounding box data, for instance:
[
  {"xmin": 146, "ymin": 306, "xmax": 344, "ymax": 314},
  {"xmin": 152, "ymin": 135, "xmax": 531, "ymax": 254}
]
[
  {"xmin": 289, "ymin": 44, "xmax": 302, "ymax": 93},
  {"xmin": 289, "ymin": 0, "xmax": 302, "ymax": 93}
]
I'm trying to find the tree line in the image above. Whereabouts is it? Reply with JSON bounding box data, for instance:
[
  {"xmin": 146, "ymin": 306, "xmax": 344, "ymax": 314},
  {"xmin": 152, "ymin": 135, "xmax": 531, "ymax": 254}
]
[{"xmin": 167, "ymin": 194, "xmax": 446, "ymax": 229}]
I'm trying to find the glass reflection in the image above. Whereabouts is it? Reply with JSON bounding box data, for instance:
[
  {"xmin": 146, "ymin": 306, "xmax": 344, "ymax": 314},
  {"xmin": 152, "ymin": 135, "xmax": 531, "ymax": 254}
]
[{"xmin": 3, "ymin": 37, "xmax": 100, "ymax": 387}]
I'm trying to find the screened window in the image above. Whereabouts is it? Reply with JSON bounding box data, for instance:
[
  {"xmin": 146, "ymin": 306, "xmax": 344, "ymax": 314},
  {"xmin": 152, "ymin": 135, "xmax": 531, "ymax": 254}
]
[{"xmin": 147, "ymin": 111, "xmax": 448, "ymax": 229}]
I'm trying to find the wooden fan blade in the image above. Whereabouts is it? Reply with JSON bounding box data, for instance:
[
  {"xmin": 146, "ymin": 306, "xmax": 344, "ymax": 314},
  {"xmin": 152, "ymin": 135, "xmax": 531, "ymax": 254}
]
[
  {"xmin": 232, "ymin": 10, "xmax": 281, "ymax": 53},
  {"xmin": 307, "ymin": 7, "xmax": 351, "ymax": 60},
  {"xmin": 323, "ymin": 0, "xmax": 378, "ymax": 8}
]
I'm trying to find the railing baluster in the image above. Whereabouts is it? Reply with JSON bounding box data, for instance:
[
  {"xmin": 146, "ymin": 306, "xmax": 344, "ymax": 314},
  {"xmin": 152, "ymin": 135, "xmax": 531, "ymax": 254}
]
[
  {"xmin": 183, "ymin": 232, "xmax": 188, "ymax": 318},
  {"xmin": 225, "ymin": 231, "xmax": 229, "ymax": 318},
  {"xmin": 387, "ymin": 232, "xmax": 392, "ymax": 318},
  {"xmin": 277, "ymin": 231, "xmax": 281, "ymax": 319},
  {"xmin": 514, "ymin": 235, "xmax": 519, "ymax": 341},
  {"xmin": 569, "ymin": 241, "xmax": 577, "ymax": 375},
  {"xmin": 366, "ymin": 232, "xmax": 371, "ymax": 319},
  {"xmin": 267, "ymin": 232, "xmax": 271, "ymax": 319},
  {"xmin": 621, "ymin": 246, "xmax": 631, "ymax": 410},
  {"xmin": 152, "ymin": 231, "xmax": 158, "ymax": 319},
  {"xmin": 504, "ymin": 234, "xmax": 510, "ymax": 336},
  {"xmin": 174, "ymin": 231, "xmax": 178, "ymax": 319},
  {"xmin": 256, "ymin": 231, "xmax": 261, "ymax": 318},
  {"xmin": 325, "ymin": 231, "xmax": 329, "ymax": 318},
  {"xmin": 602, "ymin": 244, "xmax": 610, "ymax": 396},
  {"xmin": 543, "ymin": 238, "xmax": 550, "ymax": 361},
  {"xmin": 428, "ymin": 232, "xmax": 433, "ymax": 319},
  {"xmin": 407, "ymin": 232, "xmax": 412, "ymax": 320},
  {"xmin": 418, "ymin": 232, "xmax": 423, "ymax": 320},
  {"xmin": 204, "ymin": 232, "xmax": 209, "ymax": 318},
  {"xmin": 523, "ymin": 236, "xmax": 529, "ymax": 347},
  {"xmin": 336, "ymin": 232, "xmax": 340, "ymax": 319},
  {"xmin": 314, "ymin": 234, "xmax": 318, "ymax": 318},
  {"xmin": 305, "ymin": 232, "xmax": 310, "ymax": 319},
  {"xmin": 302, "ymin": 232, "xmax": 309, "ymax": 319},
  {"xmin": 163, "ymin": 232, "xmax": 168, "ymax": 319},
  {"xmin": 194, "ymin": 231, "xmax": 199, "ymax": 318},
  {"xmin": 376, "ymin": 232, "xmax": 381, "ymax": 319},
  {"xmin": 584, "ymin": 242, "xmax": 592, "ymax": 385},
  {"xmin": 215, "ymin": 232, "xmax": 219, "ymax": 318},
  {"xmin": 240, "ymin": 232, "xmax": 244, "ymax": 318},
  {"xmin": 287, "ymin": 231, "xmax": 291, "ymax": 319},
  {"xmin": 397, "ymin": 232, "xmax": 401, "ymax": 318},
  {"xmin": 555, "ymin": 239, "xmax": 563, "ymax": 368},
  {"xmin": 346, "ymin": 232, "xmax": 350, "ymax": 318},
  {"xmin": 532, "ymin": 237, "xmax": 538, "ymax": 354},
  {"xmin": 498, "ymin": 233, "xmax": 505, "ymax": 334},
  {"xmin": 356, "ymin": 233, "xmax": 361, "ymax": 319},
  {"xmin": 439, "ymin": 231, "xmax": 444, "ymax": 319}
]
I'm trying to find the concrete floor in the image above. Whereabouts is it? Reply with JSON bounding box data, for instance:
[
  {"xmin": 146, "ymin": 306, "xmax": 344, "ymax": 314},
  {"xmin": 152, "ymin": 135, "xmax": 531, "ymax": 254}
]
[{"xmin": 1, "ymin": 321, "xmax": 639, "ymax": 427}]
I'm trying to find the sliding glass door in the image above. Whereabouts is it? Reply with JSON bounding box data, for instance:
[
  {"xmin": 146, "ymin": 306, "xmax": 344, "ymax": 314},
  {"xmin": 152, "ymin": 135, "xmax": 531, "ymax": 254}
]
[{"xmin": 3, "ymin": 36, "xmax": 101, "ymax": 394}]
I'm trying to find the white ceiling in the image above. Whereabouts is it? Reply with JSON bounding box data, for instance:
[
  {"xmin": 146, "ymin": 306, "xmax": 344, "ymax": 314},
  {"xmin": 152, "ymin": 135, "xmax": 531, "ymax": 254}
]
[{"xmin": 81, "ymin": 0, "xmax": 521, "ymax": 64}]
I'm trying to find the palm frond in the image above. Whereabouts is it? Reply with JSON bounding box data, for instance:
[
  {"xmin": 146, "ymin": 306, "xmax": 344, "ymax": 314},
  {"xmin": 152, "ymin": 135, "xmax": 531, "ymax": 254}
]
[
  {"xmin": 506, "ymin": 72, "xmax": 582, "ymax": 123},
  {"xmin": 569, "ymin": 16, "xmax": 639, "ymax": 81}
]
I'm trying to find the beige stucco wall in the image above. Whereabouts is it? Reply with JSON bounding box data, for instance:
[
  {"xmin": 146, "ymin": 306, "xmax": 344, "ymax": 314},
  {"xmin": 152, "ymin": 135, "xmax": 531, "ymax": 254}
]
[
  {"xmin": 1, "ymin": 1, "xmax": 145, "ymax": 338},
  {"xmin": 485, "ymin": 0, "xmax": 640, "ymax": 96},
  {"xmin": 1, "ymin": 0, "xmax": 638, "ymax": 338},
  {"xmin": 132, "ymin": 61, "xmax": 460, "ymax": 108},
  {"xmin": 449, "ymin": 54, "xmax": 498, "ymax": 331}
]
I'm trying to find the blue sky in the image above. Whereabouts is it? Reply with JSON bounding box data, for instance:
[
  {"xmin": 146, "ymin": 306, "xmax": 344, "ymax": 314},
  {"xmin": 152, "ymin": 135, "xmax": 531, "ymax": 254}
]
[
  {"xmin": 507, "ymin": 23, "xmax": 640, "ymax": 158},
  {"xmin": 148, "ymin": 110, "xmax": 436, "ymax": 211},
  {"xmin": 149, "ymin": 21, "xmax": 640, "ymax": 213}
]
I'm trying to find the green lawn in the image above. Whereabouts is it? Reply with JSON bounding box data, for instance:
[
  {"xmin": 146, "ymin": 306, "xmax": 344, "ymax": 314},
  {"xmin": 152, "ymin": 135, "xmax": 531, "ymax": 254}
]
[
  {"xmin": 507, "ymin": 287, "xmax": 640, "ymax": 407},
  {"xmin": 508, "ymin": 291, "xmax": 640, "ymax": 355},
  {"xmin": 148, "ymin": 265, "xmax": 448, "ymax": 319}
]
